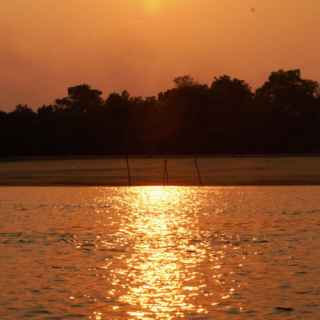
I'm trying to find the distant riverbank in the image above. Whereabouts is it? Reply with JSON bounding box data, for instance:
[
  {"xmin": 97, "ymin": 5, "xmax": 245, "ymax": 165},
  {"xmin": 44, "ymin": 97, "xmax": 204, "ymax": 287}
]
[
  {"xmin": 1, "ymin": 156, "xmax": 320, "ymax": 186},
  {"xmin": 2, "ymin": 153, "xmax": 320, "ymax": 162}
]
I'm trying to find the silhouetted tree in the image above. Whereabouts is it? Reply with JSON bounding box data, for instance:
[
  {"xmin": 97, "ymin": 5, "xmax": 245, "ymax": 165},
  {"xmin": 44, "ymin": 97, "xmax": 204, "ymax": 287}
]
[
  {"xmin": 255, "ymin": 70, "xmax": 320, "ymax": 152},
  {"xmin": 0, "ymin": 110, "xmax": 7, "ymax": 120},
  {"xmin": 37, "ymin": 104, "xmax": 56, "ymax": 117},
  {"xmin": 56, "ymin": 84, "xmax": 103, "ymax": 113},
  {"xmin": 105, "ymin": 90, "xmax": 130, "ymax": 112},
  {"xmin": 1, "ymin": 69, "xmax": 320, "ymax": 156},
  {"xmin": 10, "ymin": 104, "xmax": 36, "ymax": 118},
  {"xmin": 173, "ymin": 75, "xmax": 197, "ymax": 88},
  {"xmin": 210, "ymin": 75, "xmax": 253, "ymax": 107},
  {"xmin": 256, "ymin": 69, "xmax": 318, "ymax": 113}
]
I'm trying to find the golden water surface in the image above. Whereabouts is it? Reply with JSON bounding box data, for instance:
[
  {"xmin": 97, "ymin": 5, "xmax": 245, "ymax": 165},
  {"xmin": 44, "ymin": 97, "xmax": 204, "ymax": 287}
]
[{"xmin": 0, "ymin": 186, "xmax": 320, "ymax": 319}]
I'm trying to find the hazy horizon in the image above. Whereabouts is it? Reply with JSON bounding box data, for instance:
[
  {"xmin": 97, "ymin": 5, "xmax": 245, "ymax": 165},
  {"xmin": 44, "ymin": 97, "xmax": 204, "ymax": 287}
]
[{"xmin": 1, "ymin": 0, "xmax": 319, "ymax": 110}]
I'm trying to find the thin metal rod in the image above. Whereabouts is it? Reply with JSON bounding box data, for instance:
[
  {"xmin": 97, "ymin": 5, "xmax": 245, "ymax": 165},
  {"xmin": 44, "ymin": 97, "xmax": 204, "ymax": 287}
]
[
  {"xmin": 126, "ymin": 155, "xmax": 132, "ymax": 186},
  {"xmin": 194, "ymin": 157, "xmax": 203, "ymax": 186},
  {"xmin": 163, "ymin": 159, "xmax": 169, "ymax": 186}
]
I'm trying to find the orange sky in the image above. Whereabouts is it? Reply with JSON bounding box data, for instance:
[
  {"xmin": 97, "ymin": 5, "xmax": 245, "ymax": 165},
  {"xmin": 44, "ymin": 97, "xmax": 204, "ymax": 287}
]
[{"xmin": 1, "ymin": 0, "xmax": 319, "ymax": 109}]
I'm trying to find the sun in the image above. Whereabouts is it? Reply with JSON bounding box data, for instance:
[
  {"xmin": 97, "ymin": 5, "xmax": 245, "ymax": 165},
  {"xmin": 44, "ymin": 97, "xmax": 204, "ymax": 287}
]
[{"xmin": 143, "ymin": 0, "xmax": 162, "ymax": 14}]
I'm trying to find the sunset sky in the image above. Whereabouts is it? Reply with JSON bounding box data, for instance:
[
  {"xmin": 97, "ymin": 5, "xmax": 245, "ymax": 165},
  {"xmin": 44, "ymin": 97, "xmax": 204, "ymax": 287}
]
[{"xmin": 1, "ymin": 0, "xmax": 319, "ymax": 110}]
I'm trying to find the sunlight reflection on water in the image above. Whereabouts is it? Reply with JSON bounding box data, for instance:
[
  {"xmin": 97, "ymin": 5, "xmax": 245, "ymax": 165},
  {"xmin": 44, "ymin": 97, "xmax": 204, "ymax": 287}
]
[
  {"xmin": 89, "ymin": 187, "xmax": 245, "ymax": 319},
  {"xmin": 117, "ymin": 187, "xmax": 207, "ymax": 319},
  {"xmin": 1, "ymin": 186, "xmax": 320, "ymax": 320}
]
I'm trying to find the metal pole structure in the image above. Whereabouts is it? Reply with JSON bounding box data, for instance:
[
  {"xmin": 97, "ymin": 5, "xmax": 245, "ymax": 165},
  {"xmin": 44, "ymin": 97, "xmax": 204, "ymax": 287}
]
[
  {"xmin": 125, "ymin": 103, "xmax": 132, "ymax": 187},
  {"xmin": 163, "ymin": 159, "xmax": 169, "ymax": 186},
  {"xmin": 126, "ymin": 154, "xmax": 132, "ymax": 186},
  {"xmin": 194, "ymin": 157, "xmax": 203, "ymax": 186},
  {"xmin": 166, "ymin": 159, "xmax": 169, "ymax": 185}
]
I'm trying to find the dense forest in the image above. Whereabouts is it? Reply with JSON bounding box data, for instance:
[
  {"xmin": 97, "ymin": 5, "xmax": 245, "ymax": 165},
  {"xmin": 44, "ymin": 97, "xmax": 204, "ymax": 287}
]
[{"xmin": 1, "ymin": 69, "xmax": 320, "ymax": 156}]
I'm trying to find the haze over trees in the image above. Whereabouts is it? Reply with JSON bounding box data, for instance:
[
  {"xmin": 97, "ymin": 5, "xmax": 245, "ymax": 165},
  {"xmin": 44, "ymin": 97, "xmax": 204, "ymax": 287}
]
[{"xmin": 1, "ymin": 69, "xmax": 319, "ymax": 156}]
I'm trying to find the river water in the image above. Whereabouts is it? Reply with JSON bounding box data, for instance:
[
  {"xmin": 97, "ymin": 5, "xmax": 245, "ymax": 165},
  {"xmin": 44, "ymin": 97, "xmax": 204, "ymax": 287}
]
[{"xmin": 0, "ymin": 186, "xmax": 320, "ymax": 319}]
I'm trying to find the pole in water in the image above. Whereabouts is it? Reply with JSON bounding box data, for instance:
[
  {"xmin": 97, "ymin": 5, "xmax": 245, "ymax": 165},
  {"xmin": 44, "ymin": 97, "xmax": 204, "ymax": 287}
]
[
  {"xmin": 163, "ymin": 159, "xmax": 169, "ymax": 186},
  {"xmin": 194, "ymin": 157, "xmax": 203, "ymax": 186},
  {"xmin": 126, "ymin": 154, "xmax": 132, "ymax": 186}
]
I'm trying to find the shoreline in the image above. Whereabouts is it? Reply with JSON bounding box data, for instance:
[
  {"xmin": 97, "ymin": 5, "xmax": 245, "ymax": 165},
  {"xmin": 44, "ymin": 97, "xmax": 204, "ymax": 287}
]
[
  {"xmin": 1, "ymin": 181, "xmax": 320, "ymax": 187},
  {"xmin": 2, "ymin": 153, "xmax": 320, "ymax": 163},
  {"xmin": 1, "ymin": 156, "xmax": 320, "ymax": 187}
]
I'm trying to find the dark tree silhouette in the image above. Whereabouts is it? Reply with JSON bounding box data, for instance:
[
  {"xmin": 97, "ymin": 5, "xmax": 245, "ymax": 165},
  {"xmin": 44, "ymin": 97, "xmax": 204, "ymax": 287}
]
[
  {"xmin": 11, "ymin": 104, "xmax": 36, "ymax": 118},
  {"xmin": 173, "ymin": 75, "xmax": 198, "ymax": 88},
  {"xmin": 56, "ymin": 84, "xmax": 103, "ymax": 113},
  {"xmin": 210, "ymin": 75, "xmax": 252, "ymax": 107},
  {"xmin": 0, "ymin": 110, "xmax": 6, "ymax": 120},
  {"xmin": 0, "ymin": 69, "xmax": 320, "ymax": 156},
  {"xmin": 256, "ymin": 69, "xmax": 318, "ymax": 112},
  {"xmin": 255, "ymin": 70, "xmax": 320, "ymax": 152}
]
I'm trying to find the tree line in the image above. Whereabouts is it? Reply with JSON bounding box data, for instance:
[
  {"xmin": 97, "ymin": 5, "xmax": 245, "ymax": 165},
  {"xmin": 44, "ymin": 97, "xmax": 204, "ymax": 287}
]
[{"xmin": 1, "ymin": 69, "xmax": 320, "ymax": 156}]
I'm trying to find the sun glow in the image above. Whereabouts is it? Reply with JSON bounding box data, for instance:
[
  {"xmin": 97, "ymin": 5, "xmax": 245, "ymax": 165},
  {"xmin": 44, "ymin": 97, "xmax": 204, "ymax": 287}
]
[{"xmin": 143, "ymin": 0, "xmax": 162, "ymax": 14}]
